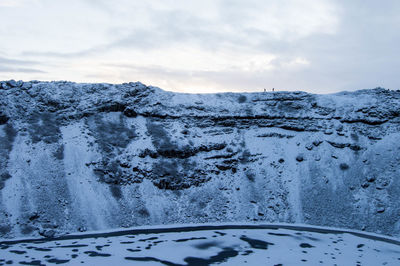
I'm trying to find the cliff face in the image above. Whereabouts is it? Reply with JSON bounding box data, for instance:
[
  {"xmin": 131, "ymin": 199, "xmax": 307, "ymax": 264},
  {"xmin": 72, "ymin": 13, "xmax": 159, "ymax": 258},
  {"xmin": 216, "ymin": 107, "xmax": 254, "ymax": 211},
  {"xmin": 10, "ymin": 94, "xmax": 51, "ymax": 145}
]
[{"xmin": 1, "ymin": 80, "xmax": 400, "ymax": 239}]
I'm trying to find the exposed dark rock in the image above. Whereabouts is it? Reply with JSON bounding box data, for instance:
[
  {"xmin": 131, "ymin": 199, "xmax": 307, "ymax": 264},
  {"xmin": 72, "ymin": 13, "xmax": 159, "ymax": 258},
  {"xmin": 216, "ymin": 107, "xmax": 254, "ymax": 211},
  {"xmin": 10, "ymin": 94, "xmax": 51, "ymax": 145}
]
[
  {"xmin": 280, "ymin": 125, "xmax": 305, "ymax": 132},
  {"xmin": 349, "ymin": 144, "xmax": 362, "ymax": 151},
  {"xmin": 0, "ymin": 173, "xmax": 12, "ymax": 190},
  {"xmin": 39, "ymin": 229, "xmax": 56, "ymax": 238},
  {"xmin": 98, "ymin": 102, "xmax": 127, "ymax": 113},
  {"xmin": 137, "ymin": 208, "xmax": 150, "ymax": 217},
  {"xmin": 53, "ymin": 144, "xmax": 64, "ymax": 160},
  {"xmin": 326, "ymin": 141, "xmax": 347, "ymax": 149},
  {"xmin": 28, "ymin": 212, "xmax": 40, "ymax": 221},
  {"xmin": 245, "ymin": 171, "xmax": 255, "ymax": 182},
  {"xmin": 93, "ymin": 160, "xmax": 135, "ymax": 185},
  {"xmin": 326, "ymin": 141, "xmax": 363, "ymax": 151},
  {"xmin": 123, "ymin": 107, "xmax": 137, "ymax": 118},
  {"xmin": 0, "ymin": 113, "xmax": 9, "ymax": 125},
  {"xmin": 377, "ymin": 207, "xmax": 385, "ymax": 213},
  {"xmin": 216, "ymin": 164, "xmax": 232, "ymax": 171},
  {"xmin": 305, "ymin": 143, "xmax": 314, "ymax": 150},
  {"xmin": 312, "ymin": 140, "xmax": 323, "ymax": 146},
  {"xmin": 88, "ymin": 114, "xmax": 136, "ymax": 151},
  {"xmin": 149, "ymin": 159, "xmax": 210, "ymax": 190},
  {"xmin": 257, "ymin": 133, "xmax": 294, "ymax": 138},
  {"xmin": 205, "ymin": 152, "xmax": 238, "ymax": 160},
  {"xmin": 339, "ymin": 163, "xmax": 349, "ymax": 170},
  {"xmin": 238, "ymin": 95, "xmax": 247, "ymax": 103},
  {"xmin": 341, "ymin": 118, "xmax": 388, "ymax": 126},
  {"xmin": 27, "ymin": 112, "xmax": 61, "ymax": 144},
  {"xmin": 361, "ymin": 182, "xmax": 370, "ymax": 189},
  {"xmin": 110, "ymin": 185, "xmax": 122, "ymax": 199},
  {"xmin": 6, "ymin": 80, "xmax": 18, "ymax": 87},
  {"xmin": 139, "ymin": 143, "xmax": 227, "ymax": 160},
  {"xmin": 119, "ymin": 162, "xmax": 130, "ymax": 168}
]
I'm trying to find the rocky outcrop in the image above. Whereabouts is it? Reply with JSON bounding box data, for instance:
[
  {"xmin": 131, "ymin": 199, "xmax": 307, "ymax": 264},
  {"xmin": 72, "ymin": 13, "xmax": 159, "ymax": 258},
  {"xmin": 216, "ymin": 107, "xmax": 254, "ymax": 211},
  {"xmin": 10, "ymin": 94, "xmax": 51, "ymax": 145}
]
[{"xmin": 1, "ymin": 80, "xmax": 400, "ymax": 239}]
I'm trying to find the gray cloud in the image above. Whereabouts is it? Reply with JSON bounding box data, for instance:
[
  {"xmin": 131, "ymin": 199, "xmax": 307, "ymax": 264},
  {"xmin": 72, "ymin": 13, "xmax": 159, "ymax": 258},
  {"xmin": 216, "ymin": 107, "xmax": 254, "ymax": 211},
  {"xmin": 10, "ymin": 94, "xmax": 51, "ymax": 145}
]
[
  {"xmin": 0, "ymin": 56, "xmax": 46, "ymax": 74},
  {"xmin": 99, "ymin": 62, "xmax": 312, "ymax": 92},
  {"xmin": 0, "ymin": 66, "xmax": 46, "ymax": 73},
  {"xmin": 22, "ymin": 49, "xmax": 100, "ymax": 58},
  {"xmin": 289, "ymin": 0, "xmax": 400, "ymax": 91},
  {"xmin": 21, "ymin": 9, "xmax": 250, "ymax": 58},
  {"xmin": 23, "ymin": 1, "xmax": 311, "ymax": 59},
  {"xmin": 0, "ymin": 56, "xmax": 39, "ymax": 66},
  {"xmin": 10, "ymin": 0, "xmax": 400, "ymax": 92}
]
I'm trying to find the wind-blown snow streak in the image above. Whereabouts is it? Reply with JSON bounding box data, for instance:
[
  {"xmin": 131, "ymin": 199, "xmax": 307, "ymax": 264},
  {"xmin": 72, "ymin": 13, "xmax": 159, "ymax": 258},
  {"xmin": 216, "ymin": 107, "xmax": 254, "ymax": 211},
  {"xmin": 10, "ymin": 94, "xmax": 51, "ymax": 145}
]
[{"xmin": 1, "ymin": 80, "xmax": 400, "ymax": 239}]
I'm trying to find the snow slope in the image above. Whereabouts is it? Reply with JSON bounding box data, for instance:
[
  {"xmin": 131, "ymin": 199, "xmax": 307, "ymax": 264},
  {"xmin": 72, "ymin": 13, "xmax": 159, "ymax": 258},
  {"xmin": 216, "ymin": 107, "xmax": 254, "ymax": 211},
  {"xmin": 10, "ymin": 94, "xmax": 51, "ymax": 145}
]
[{"xmin": 1, "ymin": 80, "xmax": 400, "ymax": 239}]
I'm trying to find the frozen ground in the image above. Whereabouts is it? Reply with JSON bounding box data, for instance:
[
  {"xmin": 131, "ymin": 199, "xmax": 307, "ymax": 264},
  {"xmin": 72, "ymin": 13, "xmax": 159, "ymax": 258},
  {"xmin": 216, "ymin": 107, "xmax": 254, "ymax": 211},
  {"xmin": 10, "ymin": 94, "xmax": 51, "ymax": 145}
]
[
  {"xmin": 1, "ymin": 80, "xmax": 400, "ymax": 239},
  {"xmin": 1, "ymin": 224, "xmax": 399, "ymax": 265}
]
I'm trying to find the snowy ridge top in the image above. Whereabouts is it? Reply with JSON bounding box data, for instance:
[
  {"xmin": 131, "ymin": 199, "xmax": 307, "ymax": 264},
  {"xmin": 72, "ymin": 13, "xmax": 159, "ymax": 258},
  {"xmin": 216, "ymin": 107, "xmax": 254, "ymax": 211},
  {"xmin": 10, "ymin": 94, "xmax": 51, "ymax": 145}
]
[{"xmin": 1, "ymin": 80, "xmax": 399, "ymax": 127}]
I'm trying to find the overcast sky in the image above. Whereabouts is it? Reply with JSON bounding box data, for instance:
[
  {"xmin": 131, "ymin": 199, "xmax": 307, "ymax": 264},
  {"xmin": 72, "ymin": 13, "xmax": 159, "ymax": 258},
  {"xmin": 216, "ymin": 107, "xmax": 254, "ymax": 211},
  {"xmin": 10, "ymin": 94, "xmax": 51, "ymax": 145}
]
[{"xmin": 0, "ymin": 0, "xmax": 399, "ymax": 93}]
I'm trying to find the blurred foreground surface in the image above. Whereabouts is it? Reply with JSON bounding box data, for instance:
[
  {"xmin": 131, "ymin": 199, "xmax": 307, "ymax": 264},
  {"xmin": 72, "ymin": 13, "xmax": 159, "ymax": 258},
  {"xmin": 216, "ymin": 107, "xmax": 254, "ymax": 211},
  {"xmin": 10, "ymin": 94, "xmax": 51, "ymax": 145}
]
[{"xmin": 1, "ymin": 224, "xmax": 399, "ymax": 265}]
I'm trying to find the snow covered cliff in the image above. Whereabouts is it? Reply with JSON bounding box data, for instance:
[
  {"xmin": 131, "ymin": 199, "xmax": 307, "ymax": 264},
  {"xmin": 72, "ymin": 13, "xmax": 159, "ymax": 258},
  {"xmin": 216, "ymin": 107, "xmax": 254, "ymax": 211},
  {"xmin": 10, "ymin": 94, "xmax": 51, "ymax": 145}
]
[{"xmin": 1, "ymin": 80, "xmax": 400, "ymax": 239}]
